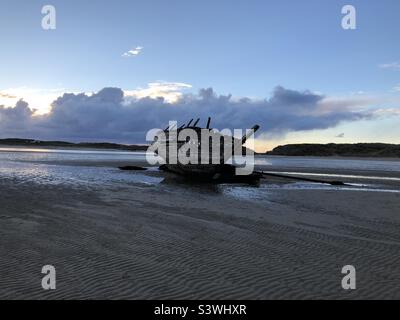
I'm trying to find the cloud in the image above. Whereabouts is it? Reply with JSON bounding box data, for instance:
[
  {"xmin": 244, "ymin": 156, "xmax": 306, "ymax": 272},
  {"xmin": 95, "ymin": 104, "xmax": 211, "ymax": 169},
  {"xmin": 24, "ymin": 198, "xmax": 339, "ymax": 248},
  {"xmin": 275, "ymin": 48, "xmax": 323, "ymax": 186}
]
[
  {"xmin": 379, "ymin": 62, "xmax": 400, "ymax": 70},
  {"xmin": 0, "ymin": 91, "xmax": 17, "ymax": 99},
  {"xmin": 124, "ymin": 81, "xmax": 192, "ymax": 103},
  {"xmin": 393, "ymin": 84, "xmax": 400, "ymax": 92},
  {"xmin": 371, "ymin": 108, "xmax": 400, "ymax": 117},
  {"xmin": 335, "ymin": 133, "xmax": 345, "ymax": 138},
  {"xmin": 0, "ymin": 100, "xmax": 35, "ymax": 137},
  {"xmin": 122, "ymin": 46, "xmax": 143, "ymax": 57},
  {"xmin": 315, "ymin": 95, "xmax": 379, "ymax": 115},
  {"xmin": 0, "ymin": 87, "xmax": 66, "ymax": 115},
  {"xmin": 0, "ymin": 85, "xmax": 390, "ymax": 143}
]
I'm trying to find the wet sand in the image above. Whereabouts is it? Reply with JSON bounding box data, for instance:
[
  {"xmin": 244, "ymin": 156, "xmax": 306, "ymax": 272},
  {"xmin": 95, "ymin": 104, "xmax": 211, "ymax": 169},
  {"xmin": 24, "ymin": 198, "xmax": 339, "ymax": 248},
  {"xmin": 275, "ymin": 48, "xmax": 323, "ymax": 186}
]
[{"xmin": 0, "ymin": 156, "xmax": 400, "ymax": 299}]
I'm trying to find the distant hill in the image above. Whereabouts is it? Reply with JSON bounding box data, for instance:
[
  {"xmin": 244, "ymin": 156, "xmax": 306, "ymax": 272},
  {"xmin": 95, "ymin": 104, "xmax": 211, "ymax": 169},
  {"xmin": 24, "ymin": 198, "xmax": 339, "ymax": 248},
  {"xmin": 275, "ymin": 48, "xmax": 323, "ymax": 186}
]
[
  {"xmin": 0, "ymin": 138, "xmax": 148, "ymax": 152},
  {"xmin": 265, "ymin": 143, "xmax": 400, "ymax": 158}
]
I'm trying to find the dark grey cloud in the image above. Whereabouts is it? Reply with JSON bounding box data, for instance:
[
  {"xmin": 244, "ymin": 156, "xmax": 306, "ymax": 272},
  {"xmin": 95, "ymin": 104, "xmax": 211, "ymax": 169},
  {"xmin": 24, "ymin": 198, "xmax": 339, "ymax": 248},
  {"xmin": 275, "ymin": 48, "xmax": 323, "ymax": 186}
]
[
  {"xmin": 0, "ymin": 86, "xmax": 376, "ymax": 143},
  {"xmin": 0, "ymin": 100, "xmax": 35, "ymax": 134}
]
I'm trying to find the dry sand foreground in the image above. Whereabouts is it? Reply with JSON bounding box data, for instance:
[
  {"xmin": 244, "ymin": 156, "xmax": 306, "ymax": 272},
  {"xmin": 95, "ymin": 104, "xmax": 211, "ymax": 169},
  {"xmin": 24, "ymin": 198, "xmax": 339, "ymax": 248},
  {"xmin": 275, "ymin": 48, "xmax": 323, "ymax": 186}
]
[{"xmin": 1, "ymin": 162, "xmax": 400, "ymax": 299}]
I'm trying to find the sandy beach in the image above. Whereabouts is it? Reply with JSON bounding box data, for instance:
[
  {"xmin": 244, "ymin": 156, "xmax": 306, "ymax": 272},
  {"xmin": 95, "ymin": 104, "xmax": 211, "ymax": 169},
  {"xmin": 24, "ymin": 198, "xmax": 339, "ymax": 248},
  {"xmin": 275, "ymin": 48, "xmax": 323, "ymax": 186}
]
[{"xmin": 0, "ymin": 149, "xmax": 399, "ymax": 299}]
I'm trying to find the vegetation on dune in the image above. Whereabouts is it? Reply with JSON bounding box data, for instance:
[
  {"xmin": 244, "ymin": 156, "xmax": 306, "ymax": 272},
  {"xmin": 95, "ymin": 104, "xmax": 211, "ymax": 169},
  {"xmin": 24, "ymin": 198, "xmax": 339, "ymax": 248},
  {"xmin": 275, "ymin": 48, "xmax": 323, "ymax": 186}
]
[
  {"xmin": 0, "ymin": 138, "xmax": 148, "ymax": 151},
  {"xmin": 266, "ymin": 143, "xmax": 400, "ymax": 158}
]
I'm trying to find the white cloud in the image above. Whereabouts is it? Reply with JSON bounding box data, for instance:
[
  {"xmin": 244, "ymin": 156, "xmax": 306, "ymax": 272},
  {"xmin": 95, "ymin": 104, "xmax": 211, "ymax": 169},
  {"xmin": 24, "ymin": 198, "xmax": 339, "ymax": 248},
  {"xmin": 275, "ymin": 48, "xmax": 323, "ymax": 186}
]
[
  {"xmin": 393, "ymin": 84, "xmax": 400, "ymax": 92},
  {"xmin": 122, "ymin": 46, "xmax": 143, "ymax": 57},
  {"xmin": 0, "ymin": 91, "xmax": 17, "ymax": 99},
  {"xmin": 0, "ymin": 87, "xmax": 66, "ymax": 115},
  {"xmin": 315, "ymin": 95, "xmax": 379, "ymax": 115},
  {"xmin": 124, "ymin": 81, "xmax": 192, "ymax": 103},
  {"xmin": 372, "ymin": 108, "xmax": 400, "ymax": 117},
  {"xmin": 379, "ymin": 62, "xmax": 400, "ymax": 70}
]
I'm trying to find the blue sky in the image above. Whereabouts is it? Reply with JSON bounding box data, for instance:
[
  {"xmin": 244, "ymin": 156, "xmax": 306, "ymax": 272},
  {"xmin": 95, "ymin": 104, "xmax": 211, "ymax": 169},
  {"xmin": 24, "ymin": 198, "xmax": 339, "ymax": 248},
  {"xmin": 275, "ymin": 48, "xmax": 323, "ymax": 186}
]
[{"xmin": 0, "ymin": 0, "xmax": 399, "ymax": 150}]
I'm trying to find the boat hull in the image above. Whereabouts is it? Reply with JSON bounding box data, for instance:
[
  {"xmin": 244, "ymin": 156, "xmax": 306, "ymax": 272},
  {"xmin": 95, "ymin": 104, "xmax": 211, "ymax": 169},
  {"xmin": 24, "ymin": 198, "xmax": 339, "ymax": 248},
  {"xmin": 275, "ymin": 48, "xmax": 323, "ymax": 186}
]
[{"xmin": 159, "ymin": 164, "xmax": 261, "ymax": 185}]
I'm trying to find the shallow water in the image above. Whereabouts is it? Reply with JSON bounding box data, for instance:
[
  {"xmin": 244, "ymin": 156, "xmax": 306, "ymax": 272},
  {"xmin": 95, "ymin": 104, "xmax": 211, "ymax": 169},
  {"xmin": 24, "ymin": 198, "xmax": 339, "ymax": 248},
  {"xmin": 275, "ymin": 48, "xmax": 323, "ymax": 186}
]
[
  {"xmin": 255, "ymin": 155, "xmax": 400, "ymax": 172},
  {"xmin": 0, "ymin": 147, "xmax": 149, "ymax": 161},
  {"xmin": 0, "ymin": 147, "xmax": 399, "ymax": 196},
  {"xmin": 2, "ymin": 147, "xmax": 400, "ymax": 170}
]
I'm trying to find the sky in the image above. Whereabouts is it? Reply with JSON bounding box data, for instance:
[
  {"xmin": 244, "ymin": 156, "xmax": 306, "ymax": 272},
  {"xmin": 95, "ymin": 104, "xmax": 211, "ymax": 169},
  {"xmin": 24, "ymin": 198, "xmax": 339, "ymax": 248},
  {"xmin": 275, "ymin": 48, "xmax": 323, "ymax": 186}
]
[{"xmin": 0, "ymin": 0, "xmax": 399, "ymax": 151}]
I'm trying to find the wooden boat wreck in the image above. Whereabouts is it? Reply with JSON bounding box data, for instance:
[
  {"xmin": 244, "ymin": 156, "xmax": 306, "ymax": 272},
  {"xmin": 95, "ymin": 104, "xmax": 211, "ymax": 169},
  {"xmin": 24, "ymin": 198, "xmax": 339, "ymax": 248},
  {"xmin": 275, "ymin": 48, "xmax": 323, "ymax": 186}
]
[
  {"xmin": 153, "ymin": 118, "xmax": 262, "ymax": 185},
  {"xmin": 120, "ymin": 118, "xmax": 348, "ymax": 186},
  {"xmin": 159, "ymin": 163, "xmax": 262, "ymax": 184}
]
